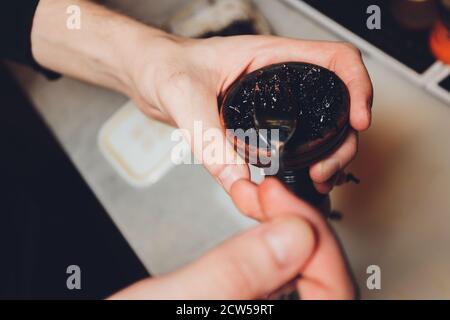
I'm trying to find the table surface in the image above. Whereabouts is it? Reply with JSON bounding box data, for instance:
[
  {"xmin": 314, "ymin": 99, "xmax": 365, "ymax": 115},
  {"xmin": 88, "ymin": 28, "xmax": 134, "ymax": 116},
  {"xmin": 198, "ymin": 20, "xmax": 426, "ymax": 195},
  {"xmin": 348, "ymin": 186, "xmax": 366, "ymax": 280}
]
[{"xmin": 9, "ymin": 0, "xmax": 450, "ymax": 299}]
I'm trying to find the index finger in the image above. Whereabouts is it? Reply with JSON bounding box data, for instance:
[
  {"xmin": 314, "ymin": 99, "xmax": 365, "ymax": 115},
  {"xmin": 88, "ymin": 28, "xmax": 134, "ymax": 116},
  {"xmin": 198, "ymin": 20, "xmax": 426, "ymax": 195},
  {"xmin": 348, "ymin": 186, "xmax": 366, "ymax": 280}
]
[{"xmin": 332, "ymin": 44, "xmax": 373, "ymax": 132}]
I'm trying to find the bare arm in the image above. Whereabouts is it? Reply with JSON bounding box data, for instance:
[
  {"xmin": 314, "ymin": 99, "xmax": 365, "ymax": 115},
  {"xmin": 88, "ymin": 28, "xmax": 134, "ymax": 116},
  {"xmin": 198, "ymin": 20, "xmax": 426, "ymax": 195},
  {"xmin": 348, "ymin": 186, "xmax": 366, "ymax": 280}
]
[
  {"xmin": 31, "ymin": 0, "xmax": 168, "ymax": 96},
  {"xmin": 31, "ymin": 0, "xmax": 372, "ymax": 195}
]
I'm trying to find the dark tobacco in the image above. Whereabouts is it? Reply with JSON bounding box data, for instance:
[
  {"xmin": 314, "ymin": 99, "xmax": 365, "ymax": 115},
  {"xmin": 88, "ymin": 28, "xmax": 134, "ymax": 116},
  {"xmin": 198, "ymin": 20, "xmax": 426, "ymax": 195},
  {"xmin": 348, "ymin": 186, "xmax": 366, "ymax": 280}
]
[
  {"xmin": 222, "ymin": 63, "xmax": 349, "ymax": 148},
  {"xmin": 220, "ymin": 62, "xmax": 350, "ymax": 214}
]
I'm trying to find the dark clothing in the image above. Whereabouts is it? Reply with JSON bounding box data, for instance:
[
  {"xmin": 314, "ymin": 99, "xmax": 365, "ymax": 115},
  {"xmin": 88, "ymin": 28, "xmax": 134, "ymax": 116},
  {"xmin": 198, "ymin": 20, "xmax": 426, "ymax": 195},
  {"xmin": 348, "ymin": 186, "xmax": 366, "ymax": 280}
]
[
  {"xmin": 0, "ymin": 2, "xmax": 148, "ymax": 299},
  {"xmin": 0, "ymin": 64, "xmax": 149, "ymax": 299},
  {"xmin": 1, "ymin": 1, "xmax": 59, "ymax": 78}
]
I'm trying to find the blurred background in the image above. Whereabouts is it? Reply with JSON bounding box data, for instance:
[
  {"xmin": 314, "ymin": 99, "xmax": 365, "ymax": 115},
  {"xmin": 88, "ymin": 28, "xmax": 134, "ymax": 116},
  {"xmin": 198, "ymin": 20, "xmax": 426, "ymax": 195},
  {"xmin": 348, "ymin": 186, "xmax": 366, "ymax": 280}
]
[{"xmin": 6, "ymin": 0, "xmax": 450, "ymax": 299}]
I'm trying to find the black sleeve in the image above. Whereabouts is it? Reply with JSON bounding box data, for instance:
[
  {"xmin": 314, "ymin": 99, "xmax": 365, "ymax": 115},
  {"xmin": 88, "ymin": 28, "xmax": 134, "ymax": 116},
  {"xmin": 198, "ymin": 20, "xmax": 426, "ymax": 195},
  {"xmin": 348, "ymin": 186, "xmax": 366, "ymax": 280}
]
[{"xmin": 0, "ymin": 1, "xmax": 60, "ymax": 79}]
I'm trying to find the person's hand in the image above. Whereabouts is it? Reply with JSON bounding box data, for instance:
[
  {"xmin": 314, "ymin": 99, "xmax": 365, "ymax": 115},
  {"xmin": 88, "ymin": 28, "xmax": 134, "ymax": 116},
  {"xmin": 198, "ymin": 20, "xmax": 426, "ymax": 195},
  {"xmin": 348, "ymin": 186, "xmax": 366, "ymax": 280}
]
[
  {"xmin": 30, "ymin": 1, "xmax": 357, "ymax": 300},
  {"xmin": 32, "ymin": 0, "xmax": 372, "ymax": 197},
  {"xmin": 129, "ymin": 35, "xmax": 373, "ymax": 194},
  {"xmin": 109, "ymin": 178, "xmax": 355, "ymax": 300}
]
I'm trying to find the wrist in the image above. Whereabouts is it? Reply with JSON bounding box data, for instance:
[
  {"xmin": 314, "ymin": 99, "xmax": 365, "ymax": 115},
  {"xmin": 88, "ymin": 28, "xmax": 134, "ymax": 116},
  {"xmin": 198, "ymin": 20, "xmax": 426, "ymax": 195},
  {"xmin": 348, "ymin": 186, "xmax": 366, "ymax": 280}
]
[
  {"xmin": 120, "ymin": 27, "xmax": 184, "ymax": 97},
  {"xmin": 122, "ymin": 29, "xmax": 208, "ymax": 113}
]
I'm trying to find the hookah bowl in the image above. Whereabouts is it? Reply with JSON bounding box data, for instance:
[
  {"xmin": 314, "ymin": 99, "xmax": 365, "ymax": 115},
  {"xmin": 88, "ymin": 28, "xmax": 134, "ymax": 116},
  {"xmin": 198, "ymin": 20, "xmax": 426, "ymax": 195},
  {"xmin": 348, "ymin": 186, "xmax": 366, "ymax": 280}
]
[{"xmin": 220, "ymin": 62, "xmax": 350, "ymax": 215}]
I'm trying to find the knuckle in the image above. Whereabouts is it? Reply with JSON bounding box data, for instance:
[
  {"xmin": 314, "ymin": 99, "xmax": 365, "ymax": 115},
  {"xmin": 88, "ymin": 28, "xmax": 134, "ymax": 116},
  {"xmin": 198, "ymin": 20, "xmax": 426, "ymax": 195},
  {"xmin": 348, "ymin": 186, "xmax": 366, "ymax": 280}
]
[
  {"xmin": 339, "ymin": 42, "xmax": 361, "ymax": 56},
  {"xmin": 349, "ymin": 132, "xmax": 358, "ymax": 150},
  {"xmin": 345, "ymin": 132, "xmax": 359, "ymax": 162}
]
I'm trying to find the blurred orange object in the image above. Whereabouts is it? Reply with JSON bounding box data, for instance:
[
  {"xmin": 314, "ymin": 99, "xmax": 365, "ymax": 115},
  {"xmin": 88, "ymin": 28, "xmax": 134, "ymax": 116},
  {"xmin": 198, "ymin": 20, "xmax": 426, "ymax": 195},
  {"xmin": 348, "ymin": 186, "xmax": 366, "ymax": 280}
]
[
  {"xmin": 391, "ymin": 0, "xmax": 438, "ymax": 31},
  {"xmin": 430, "ymin": 20, "xmax": 450, "ymax": 64}
]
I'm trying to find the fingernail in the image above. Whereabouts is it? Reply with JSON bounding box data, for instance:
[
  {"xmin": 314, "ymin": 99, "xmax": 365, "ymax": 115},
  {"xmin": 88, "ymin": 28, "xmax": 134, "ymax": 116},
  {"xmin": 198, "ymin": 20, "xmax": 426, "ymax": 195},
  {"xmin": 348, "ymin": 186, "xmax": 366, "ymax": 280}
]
[
  {"xmin": 264, "ymin": 219, "xmax": 314, "ymax": 267},
  {"xmin": 217, "ymin": 165, "xmax": 245, "ymax": 192},
  {"xmin": 314, "ymin": 182, "xmax": 332, "ymax": 194},
  {"xmin": 320, "ymin": 159, "xmax": 340, "ymax": 181}
]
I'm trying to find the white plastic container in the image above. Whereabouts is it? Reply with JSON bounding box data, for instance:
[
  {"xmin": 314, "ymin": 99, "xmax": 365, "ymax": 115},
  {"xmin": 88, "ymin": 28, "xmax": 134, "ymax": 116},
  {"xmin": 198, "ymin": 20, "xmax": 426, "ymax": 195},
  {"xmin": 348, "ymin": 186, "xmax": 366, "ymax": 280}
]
[{"xmin": 98, "ymin": 101, "xmax": 188, "ymax": 187}]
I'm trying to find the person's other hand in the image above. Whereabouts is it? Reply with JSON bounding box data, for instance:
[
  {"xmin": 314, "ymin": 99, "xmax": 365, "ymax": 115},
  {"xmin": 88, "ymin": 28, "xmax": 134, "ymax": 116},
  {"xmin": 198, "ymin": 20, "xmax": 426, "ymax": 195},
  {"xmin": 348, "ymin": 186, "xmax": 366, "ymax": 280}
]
[
  {"xmin": 109, "ymin": 178, "xmax": 355, "ymax": 300},
  {"xmin": 129, "ymin": 35, "xmax": 372, "ymax": 194}
]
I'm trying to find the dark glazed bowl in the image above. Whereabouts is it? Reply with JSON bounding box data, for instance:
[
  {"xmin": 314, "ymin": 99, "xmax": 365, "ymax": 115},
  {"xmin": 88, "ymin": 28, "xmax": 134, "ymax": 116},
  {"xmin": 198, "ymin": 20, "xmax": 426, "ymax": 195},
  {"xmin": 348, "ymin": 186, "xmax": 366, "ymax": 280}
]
[{"xmin": 220, "ymin": 62, "xmax": 350, "ymax": 170}]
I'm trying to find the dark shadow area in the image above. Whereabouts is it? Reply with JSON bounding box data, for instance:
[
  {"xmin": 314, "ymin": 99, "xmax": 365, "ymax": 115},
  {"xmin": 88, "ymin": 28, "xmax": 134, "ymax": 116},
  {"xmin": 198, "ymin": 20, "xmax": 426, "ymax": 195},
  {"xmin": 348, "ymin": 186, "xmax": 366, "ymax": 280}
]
[{"xmin": 0, "ymin": 64, "xmax": 149, "ymax": 299}]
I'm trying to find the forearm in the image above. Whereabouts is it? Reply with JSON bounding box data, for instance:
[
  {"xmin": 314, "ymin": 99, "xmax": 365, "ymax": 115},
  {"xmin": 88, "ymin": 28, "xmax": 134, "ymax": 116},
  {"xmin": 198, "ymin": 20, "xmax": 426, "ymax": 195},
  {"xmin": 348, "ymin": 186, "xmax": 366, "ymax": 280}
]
[{"xmin": 31, "ymin": 0, "xmax": 171, "ymax": 95}]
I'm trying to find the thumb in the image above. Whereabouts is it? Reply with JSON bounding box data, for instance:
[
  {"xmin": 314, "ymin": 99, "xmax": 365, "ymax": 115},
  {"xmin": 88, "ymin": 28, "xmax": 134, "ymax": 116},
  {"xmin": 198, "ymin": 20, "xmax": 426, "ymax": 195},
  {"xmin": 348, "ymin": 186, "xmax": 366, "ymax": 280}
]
[
  {"xmin": 162, "ymin": 79, "xmax": 249, "ymax": 192},
  {"xmin": 109, "ymin": 216, "xmax": 315, "ymax": 300}
]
